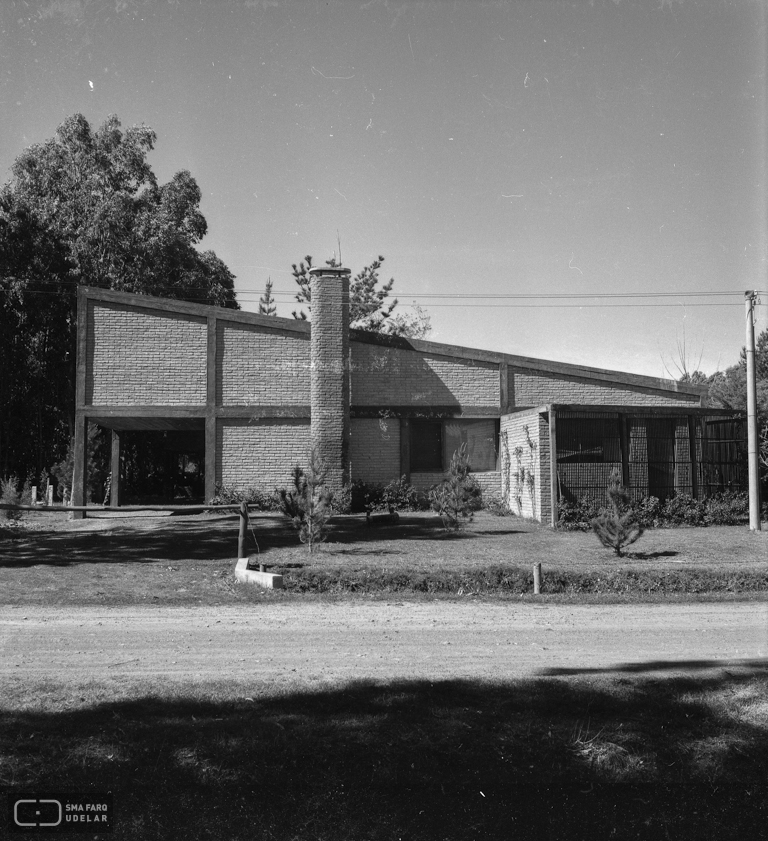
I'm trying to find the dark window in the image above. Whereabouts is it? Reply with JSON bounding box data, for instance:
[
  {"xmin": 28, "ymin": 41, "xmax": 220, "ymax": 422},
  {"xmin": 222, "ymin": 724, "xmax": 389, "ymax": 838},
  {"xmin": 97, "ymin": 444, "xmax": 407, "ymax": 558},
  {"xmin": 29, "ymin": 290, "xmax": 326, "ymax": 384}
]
[
  {"xmin": 410, "ymin": 418, "xmax": 500, "ymax": 473},
  {"xmin": 444, "ymin": 419, "xmax": 499, "ymax": 472},
  {"xmin": 410, "ymin": 420, "xmax": 443, "ymax": 472}
]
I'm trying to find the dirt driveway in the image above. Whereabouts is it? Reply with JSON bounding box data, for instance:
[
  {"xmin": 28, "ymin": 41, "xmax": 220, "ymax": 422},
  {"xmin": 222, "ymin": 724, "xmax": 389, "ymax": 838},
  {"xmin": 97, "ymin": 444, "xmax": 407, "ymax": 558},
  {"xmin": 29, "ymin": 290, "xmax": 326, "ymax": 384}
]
[{"xmin": 2, "ymin": 602, "xmax": 766, "ymax": 685}]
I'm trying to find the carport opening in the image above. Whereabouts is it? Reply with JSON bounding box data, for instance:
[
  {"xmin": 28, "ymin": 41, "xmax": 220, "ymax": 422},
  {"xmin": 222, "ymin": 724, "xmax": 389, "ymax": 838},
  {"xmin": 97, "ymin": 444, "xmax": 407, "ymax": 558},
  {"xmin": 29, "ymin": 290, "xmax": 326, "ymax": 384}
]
[
  {"xmin": 118, "ymin": 430, "xmax": 206, "ymax": 504},
  {"xmin": 86, "ymin": 417, "xmax": 207, "ymax": 507}
]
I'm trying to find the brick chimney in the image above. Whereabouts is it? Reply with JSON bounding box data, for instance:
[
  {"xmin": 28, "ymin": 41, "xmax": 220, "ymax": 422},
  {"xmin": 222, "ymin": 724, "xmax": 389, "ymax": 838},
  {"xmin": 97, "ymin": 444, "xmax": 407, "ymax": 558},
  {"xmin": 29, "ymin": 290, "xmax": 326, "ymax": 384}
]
[{"xmin": 309, "ymin": 265, "xmax": 351, "ymax": 495}]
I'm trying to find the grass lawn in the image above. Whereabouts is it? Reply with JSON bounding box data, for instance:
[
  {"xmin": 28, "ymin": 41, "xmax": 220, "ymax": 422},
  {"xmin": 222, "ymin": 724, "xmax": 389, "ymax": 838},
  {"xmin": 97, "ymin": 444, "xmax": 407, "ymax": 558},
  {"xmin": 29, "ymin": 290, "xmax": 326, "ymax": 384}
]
[
  {"xmin": 0, "ymin": 509, "xmax": 765, "ymax": 605},
  {"xmin": 2, "ymin": 511, "xmax": 766, "ymax": 839},
  {"xmin": 1, "ymin": 667, "xmax": 767, "ymax": 840}
]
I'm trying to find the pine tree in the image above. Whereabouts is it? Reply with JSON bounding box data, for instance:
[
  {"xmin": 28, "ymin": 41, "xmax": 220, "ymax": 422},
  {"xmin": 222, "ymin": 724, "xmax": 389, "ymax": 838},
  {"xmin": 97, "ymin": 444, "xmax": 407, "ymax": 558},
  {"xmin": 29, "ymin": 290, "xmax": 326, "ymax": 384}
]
[
  {"xmin": 258, "ymin": 278, "xmax": 277, "ymax": 316},
  {"xmin": 590, "ymin": 471, "xmax": 644, "ymax": 557},
  {"xmin": 291, "ymin": 254, "xmax": 397, "ymax": 331},
  {"xmin": 278, "ymin": 447, "xmax": 335, "ymax": 553},
  {"xmin": 429, "ymin": 443, "xmax": 482, "ymax": 530}
]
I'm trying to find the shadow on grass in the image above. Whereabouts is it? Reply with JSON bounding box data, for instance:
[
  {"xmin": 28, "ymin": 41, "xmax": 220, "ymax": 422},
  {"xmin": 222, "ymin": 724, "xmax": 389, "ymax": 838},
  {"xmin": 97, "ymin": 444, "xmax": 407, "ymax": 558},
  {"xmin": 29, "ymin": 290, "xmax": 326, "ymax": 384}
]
[
  {"xmin": 1, "ymin": 665, "xmax": 767, "ymax": 840},
  {"xmin": 626, "ymin": 551, "xmax": 680, "ymax": 560},
  {"xmin": 0, "ymin": 519, "xmax": 240, "ymax": 567},
  {"xmin": 0, "ymin": 514, "xmax": 462, "ymax": 567},
  {"xmin": 541, "ymin": 658, "xmax": 768, "ymax": 677}
]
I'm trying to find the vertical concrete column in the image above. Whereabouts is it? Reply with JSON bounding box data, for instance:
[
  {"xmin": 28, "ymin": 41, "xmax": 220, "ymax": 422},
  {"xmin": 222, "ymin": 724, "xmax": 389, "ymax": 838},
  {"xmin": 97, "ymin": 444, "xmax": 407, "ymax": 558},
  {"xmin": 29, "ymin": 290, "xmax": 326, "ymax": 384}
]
[{"xmin": 309, "ymin": 265, "xmax": 351, "ymax": 495}]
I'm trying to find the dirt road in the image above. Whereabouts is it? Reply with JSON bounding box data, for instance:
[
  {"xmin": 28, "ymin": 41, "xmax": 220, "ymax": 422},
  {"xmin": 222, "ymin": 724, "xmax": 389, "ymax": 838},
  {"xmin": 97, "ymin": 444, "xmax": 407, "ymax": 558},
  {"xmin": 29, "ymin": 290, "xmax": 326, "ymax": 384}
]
[{"xmin": 2, "ymin": 602, "xmax": 766, "ymax": 685}]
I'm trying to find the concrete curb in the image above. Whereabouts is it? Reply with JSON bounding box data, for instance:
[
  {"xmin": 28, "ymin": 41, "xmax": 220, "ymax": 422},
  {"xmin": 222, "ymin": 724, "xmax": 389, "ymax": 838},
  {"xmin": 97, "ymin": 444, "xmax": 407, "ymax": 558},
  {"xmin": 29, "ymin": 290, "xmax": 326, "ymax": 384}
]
[{"xmin": 234, "ymin": 557, "xmax": 284, "ymax": 589}]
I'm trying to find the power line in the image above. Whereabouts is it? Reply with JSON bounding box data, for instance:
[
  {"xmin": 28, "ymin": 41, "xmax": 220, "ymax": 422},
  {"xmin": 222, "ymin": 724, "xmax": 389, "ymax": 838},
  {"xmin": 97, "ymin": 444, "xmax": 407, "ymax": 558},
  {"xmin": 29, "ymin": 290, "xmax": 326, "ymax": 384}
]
[
  {"xmin": 259, "ymin": 290, "xmax": 747, "ymax": 299},
  {"xmin": 1, "ymin": 283, "xmax": 764, "ymax": 310}
]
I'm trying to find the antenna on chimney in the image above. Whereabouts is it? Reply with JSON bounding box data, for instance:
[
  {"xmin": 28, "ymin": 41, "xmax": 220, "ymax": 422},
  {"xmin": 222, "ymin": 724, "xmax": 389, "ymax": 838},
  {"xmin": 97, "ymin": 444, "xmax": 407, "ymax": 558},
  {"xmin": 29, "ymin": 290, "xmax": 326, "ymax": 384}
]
[{"xmin": 337, "ymin": 230, "xmax": 342, "ymax": 268}]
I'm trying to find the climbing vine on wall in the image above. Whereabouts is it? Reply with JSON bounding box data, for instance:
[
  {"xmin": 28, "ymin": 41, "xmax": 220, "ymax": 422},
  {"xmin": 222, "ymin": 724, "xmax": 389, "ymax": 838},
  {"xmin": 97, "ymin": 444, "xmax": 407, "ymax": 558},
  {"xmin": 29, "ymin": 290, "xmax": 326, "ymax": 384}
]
[{"xmin": 510, "ymin": 426, "xmax": 538, "ymax": 518}]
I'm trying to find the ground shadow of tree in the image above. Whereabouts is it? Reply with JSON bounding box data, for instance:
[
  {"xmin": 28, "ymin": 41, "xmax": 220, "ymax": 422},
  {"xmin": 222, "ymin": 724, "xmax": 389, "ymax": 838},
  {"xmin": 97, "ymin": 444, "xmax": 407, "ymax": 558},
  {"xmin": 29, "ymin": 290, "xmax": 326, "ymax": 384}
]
[
  {"xmin": 0, "ymin": 519, "xmax": 239, "ymax": 567},
  {"xmin": 0, "ymin": 514, "xmax": 498, "ymax": 567},
  {"xmin": 1, "ymin": 663, "xmax": 766, "ymax": 840}
]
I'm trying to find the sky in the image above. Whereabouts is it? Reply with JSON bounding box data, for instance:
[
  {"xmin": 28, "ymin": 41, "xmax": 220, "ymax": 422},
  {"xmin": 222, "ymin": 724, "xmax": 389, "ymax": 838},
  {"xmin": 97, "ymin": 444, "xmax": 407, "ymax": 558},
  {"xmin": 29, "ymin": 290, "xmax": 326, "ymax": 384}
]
[{"xmin": 1, "ymin": 0, "xmax": 766, "ymax": 379}]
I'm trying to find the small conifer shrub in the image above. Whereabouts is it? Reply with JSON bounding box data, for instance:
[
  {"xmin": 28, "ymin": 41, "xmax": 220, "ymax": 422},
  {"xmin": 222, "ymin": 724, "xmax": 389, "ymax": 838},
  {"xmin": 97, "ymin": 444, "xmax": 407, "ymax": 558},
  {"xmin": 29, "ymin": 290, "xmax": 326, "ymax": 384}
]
[
  {"xmin": 1, "ymin": 475, "xmax": 23, "ymax": 521},
  {"xmin": 278, "ymin": 448, "xmax": 335, "ymax": 552},
  {"xmin": 429, "ymin": 443, "xmax": 481, "ymax": 530},
  {"xmin": 590, "ymin": 470, "xmax": 644, "ymax": 557}
]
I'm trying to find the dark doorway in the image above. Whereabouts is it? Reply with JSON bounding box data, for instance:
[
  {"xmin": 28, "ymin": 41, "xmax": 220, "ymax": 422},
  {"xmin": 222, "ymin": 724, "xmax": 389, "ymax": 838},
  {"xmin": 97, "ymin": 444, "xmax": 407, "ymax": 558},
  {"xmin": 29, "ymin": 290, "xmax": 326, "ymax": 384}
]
[{"xmin": 646, "ymin": 418, "xmax": 676, "ymax": 501}]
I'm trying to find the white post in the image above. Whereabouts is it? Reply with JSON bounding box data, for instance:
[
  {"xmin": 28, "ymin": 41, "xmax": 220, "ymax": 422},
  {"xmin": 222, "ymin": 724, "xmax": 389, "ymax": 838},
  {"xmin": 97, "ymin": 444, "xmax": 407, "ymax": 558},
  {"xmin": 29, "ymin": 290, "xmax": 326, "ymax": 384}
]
[
  {"xmin": 30, "ymin": 486, "xmax": 37, "ymax": 506},
  {"xmin": 745, "ymin": 291, "xmax": 762, "ymax": 531},
  {"xmin": 46, "ymin": 484, "xmax": 54, "ymax": 507}
]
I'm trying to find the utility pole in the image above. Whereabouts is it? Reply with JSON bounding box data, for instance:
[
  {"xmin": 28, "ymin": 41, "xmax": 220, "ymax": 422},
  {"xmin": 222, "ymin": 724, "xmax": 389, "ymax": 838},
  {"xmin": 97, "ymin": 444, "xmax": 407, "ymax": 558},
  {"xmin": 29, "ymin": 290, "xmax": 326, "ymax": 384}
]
[{"xmin": 744, "ymin": 291, "xmax": 762, "ymax": 531}]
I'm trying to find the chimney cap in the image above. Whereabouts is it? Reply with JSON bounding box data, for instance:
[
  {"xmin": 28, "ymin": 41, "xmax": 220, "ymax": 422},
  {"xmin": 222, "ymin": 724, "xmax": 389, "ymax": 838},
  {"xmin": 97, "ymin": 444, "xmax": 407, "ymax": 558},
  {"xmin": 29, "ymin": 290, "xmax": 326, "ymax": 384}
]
[{"xmin": 308, "ymin": 266, "xmax": 351, "ymax": 277}]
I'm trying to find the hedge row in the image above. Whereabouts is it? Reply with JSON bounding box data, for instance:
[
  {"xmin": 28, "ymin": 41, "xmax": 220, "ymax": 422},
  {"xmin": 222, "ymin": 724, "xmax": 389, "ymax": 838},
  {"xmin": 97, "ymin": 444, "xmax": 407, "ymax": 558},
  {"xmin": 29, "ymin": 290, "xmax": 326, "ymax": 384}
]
[
  {"xmin": 556, "ymin": 491, "xmax": 757, "ymax": 531},
  {"xmin": 273, "ymin": 565, "xmax": 768, "ymax": 595}
]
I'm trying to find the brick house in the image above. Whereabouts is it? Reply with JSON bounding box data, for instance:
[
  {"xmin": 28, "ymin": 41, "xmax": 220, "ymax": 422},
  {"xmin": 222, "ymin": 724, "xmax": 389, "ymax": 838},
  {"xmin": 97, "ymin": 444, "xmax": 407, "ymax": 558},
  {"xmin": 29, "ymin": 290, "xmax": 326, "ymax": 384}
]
[{"xmin": 72, "ymin": 268, "xmax": 746, "ymax": 523}]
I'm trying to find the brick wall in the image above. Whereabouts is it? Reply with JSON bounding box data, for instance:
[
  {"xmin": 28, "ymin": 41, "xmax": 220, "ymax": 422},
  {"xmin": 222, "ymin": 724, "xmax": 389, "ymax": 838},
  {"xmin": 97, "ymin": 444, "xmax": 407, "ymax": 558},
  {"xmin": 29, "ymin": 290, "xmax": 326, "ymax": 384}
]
[
  {"xmin": 86, "ymin": 302, "xmax": 207, "ymax": 406},
  {"xmin": 410, "ymin": 472, "xmax": 446, "ymax": 493},
  {"xmin": 217, "ymin": 418, "xmax": 310, "ymax": 491},
  {"xmin": 473, "ymin": 471, "xmax": 503, "ymax": 499},
  {"xmin": 352, "ymin": 343, "xmax": 499, "ymax": 408},
  {"xmin": 500, "ymin": 410, "xmax": 548, "ymax": 522},
  {"xmin": 350, "ymin": 418, "xmax": 401, "ymax": 484},
  {"xmin": 510, "ymin": 367, "xmax": 699, "ymax": 407},
  {"xmin": 217, "ymin": 322, "xmax": 310, "ymax": 405}
]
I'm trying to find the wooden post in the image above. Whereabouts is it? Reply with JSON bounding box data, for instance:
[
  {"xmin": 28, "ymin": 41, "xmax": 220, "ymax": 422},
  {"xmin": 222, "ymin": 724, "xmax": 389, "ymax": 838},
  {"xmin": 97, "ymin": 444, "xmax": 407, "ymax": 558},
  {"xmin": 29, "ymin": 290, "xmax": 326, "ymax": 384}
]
[
  {"xmin": 533, "ymin": 563, "xmax": 542, "ymax": 595},
  {"xmin": 619, "ymin": 414, "xmax": 630, "ymax": 489},
  {"xmin": 687, "ymin": 416, "xmax": 699, "ymax": 500},
  {"xmin": 400, "ymin": 417, "xmax": 411, "ymax": 483},
  {"xmin": 548, "ymin": 406, "xmax": 558, "ymax": 528},
  {"xmin": 205, "ymin": 315, "xmax": 218, "ymax": 504},
  {"xmin": 71, "ymin": 413, "xmax": 88, "ymax": 519},
  {"xmin": 110, "ymin": 429, "xmax": 121, "ymax": 508},
  {"xmin": 238, "ymin": 500, "xmax": 247, "ymax": 560},
  {"xmin": 499, "ymin": 362, "xmax": 509, "ymax": 414}
]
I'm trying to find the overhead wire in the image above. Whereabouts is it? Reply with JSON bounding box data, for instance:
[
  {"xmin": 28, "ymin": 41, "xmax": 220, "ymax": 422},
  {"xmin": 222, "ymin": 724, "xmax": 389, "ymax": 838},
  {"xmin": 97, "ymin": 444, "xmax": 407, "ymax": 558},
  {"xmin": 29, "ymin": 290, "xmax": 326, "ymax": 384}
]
[{"xmin": 0, "ymin": 280, "xmax": 764, "ymax": 308}]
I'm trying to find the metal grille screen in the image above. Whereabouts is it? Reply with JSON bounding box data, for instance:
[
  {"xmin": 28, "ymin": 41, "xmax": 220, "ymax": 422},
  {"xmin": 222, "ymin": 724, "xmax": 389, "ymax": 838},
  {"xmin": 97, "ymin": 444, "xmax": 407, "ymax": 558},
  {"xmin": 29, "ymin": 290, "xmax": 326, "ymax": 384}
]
[
  {"xmin": 699, "ymin": 418, "xmax": 747, "ymax": 494},
  {"xmin": 556, "ymin": 412, "xmax": 746, "ymax": 504},
  {"xmin": 556, "ymin": 414, "xmax": 621, "ymax": 501}
]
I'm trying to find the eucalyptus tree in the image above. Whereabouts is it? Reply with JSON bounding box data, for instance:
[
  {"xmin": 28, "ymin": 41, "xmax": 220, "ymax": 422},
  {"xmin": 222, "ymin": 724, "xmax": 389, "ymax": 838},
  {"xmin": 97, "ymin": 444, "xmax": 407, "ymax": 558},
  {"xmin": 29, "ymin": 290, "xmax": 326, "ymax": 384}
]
[{"xmin": 0, "ymin": 113, "xmax": 237, "ymax": 479}]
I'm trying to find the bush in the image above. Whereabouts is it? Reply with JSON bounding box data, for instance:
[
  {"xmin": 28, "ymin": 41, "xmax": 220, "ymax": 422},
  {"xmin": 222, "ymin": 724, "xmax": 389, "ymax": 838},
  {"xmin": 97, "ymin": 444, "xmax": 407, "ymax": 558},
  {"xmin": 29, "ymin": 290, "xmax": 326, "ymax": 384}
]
[
  {"xmin": 429, "ymin": 443, "xmax": 481, "ymax": 531},
  {"xmin": 382, "ymin": 475, "xmax": 422, "ymax": 512},
  {"xmin": 350, "ymin": 477, "xmax": 425, "ymax": 514},
  {"xmin": 350, "ymin": 480, "xmax": 384, "ymax": 514},
  {"xmin": 557, "ymin": 498, "xmax": 601, "ymax": 531},
  {"xmin": 661, "ymin": 493, "xmax": 706, "ymax": 527},
  {"xmin": 1, "ymin": 477, "xmax": 22, "ymax": 518},
  {"xmin": 703, "ymin": 491, "xmax": 750, "ymax": 525},
  {"xmin": 483, "ymin": 493, "xmax": 512, "ymax": 516},
  {"xmin": 1, "ymin": 476, "xmax": 23, "ymax": 521},
  {"xmin": 332, "ymin": 483, "xmax": 352, "ymax": 515},
  {"xmin": 209, "ymin": 484, "xmax": 281, "ymax": 511},
  {"xmin": 558, "ymin": 490, "xmax": 752, "ymax": 530}
]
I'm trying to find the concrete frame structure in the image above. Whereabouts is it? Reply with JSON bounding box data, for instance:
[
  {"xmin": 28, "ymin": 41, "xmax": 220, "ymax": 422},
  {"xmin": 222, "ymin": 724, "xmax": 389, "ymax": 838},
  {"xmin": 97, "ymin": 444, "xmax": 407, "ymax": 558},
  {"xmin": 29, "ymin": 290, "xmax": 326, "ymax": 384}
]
[{"xmin": 72, "ymin": 283, "xmax": 745, "ymax": 522}]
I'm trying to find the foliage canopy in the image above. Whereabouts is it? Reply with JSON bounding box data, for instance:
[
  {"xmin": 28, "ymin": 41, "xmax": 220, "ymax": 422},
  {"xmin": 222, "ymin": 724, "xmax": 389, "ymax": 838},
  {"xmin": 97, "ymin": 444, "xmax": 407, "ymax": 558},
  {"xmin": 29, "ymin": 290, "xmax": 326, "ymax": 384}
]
[
  {"xmin": 290, "ymin": 254, "xmax": 431, "ymax": 338},
  {"xmin": 0, "ymin": 113, "xmax": 237, "ymax": 479}
]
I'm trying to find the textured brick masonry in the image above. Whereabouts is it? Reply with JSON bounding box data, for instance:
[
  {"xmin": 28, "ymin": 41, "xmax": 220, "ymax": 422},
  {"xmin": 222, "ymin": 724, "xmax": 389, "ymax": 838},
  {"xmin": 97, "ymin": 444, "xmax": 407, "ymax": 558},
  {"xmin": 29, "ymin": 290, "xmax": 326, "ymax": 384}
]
[
  {"xmin": 83, "ymin": 290, "xmax": 706, "ymax": 505},
  {"xmin": 87, "ymin": 302, "xmax": 207, "ymax": 406},
  {"xmin": 217, "ymin": 322, "xmax": 310, "ymax": 405},
  {"xmin": 310, "ymin": 267, "xmax": 351, "ymax": 494}
]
